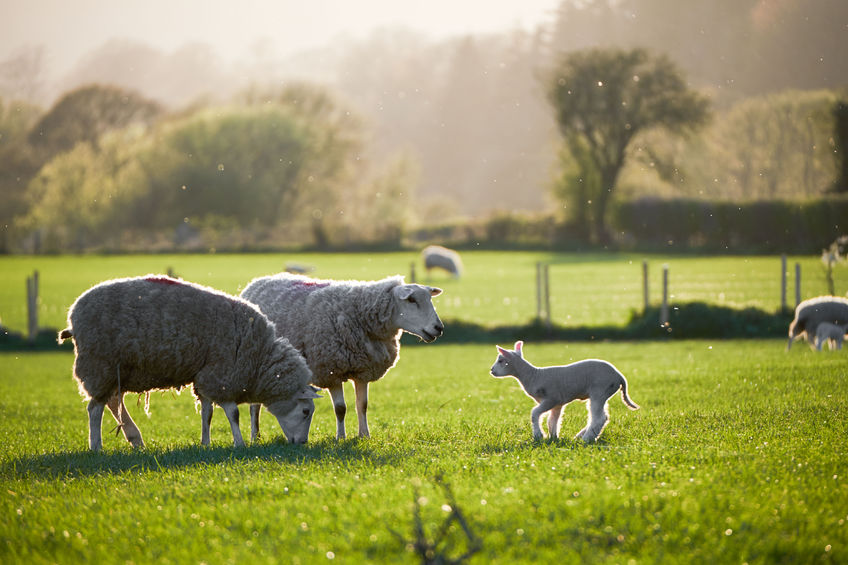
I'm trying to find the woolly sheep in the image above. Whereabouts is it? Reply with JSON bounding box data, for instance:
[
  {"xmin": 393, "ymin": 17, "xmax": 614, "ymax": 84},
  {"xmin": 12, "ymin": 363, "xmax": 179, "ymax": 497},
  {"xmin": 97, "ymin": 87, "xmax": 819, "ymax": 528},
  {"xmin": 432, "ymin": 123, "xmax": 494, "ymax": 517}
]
[
  {"xmin": 787, "ymin": 296, "xmax": 848, "ymax": 350},
  {"xmin": 422, "ymin": 245, "xmax": 463, "ymax": 279},
  {"xmin": 59, "ymin": 275, "xmax": 320, "ymax": 451},
  {"xmin": 814, "ymin": 321, "xmax": 846, "ymax": 351},
  {"xmin": 490, "ymin": 341, "xmax": 639, "ymax": 443},
  {"xmin": 241, "ymin": 273, "xmax": 444, "ymax": 440}
]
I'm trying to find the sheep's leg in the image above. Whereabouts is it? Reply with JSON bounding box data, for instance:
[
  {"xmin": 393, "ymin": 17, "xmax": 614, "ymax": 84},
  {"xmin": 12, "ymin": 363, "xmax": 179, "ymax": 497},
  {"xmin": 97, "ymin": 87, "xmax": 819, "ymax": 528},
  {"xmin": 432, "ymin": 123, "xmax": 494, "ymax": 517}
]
[
  {"xmin": 547, "ymin": 404, "xmax": 564, "ymax": 439},
  {"xmin": 219, "ymin": 401, "xmax": 246, "ymax": 448},
  {"xmin": 353, "ymin": 379, "xmax": 370, "ymax": 439},
  {"xmin": 530, "ymin": 399, "xmax": 558, "ymax": 440},
  {"xmin": 87, "ymin": 399, "xmax": 105, "ymax": 451},
  {"xmin": 106, "ymin": 393, "xmax": 145, "ymax": 448},
  {"xmin": 328, "ymin": 383, "xmax": 347, "ymax": 440},
  {"xmin": 249, "ymin": 404, "xmax": 261, "ymax": 442},
  {"xmin": 199, "ymin": 396, "xmax": 214, "ymax": 446},
  {"xmin": 581, "ymin": 399, "xmax": 610, "ymax": 443}
]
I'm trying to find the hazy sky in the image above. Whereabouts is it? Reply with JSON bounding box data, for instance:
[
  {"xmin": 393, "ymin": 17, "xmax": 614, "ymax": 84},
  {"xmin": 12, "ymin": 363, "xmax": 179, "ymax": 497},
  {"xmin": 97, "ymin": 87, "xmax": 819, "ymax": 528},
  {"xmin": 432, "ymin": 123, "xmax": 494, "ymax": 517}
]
[{"xmin": 2, "ymin": 0, "xmax": 561, "ymax": 77}]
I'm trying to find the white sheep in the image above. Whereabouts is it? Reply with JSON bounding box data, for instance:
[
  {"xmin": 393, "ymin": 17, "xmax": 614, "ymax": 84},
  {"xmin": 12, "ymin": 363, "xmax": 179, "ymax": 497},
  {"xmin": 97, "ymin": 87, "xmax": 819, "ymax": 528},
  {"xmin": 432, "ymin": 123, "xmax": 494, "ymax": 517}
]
[
  {"xmin": 241, "ymin": 273, "xmax": 443, "ymax": 440},
  {"xmin": 59, "ymin": 275, "xmax": 320, "ymax": 451},
  {"xmin": 787, "ymin": 296, "xmax": 848, "ymax": 350},
  {"xmin": 422, "ymin": 245, "xmax": 463, "ymax": 279},
  {"xmin": 814, "ymin": 321, "xmax": 847, "ymax": 351},
  {"xmin": 490, "ymin": 341, "xmax": 639, "ymax": 443}
]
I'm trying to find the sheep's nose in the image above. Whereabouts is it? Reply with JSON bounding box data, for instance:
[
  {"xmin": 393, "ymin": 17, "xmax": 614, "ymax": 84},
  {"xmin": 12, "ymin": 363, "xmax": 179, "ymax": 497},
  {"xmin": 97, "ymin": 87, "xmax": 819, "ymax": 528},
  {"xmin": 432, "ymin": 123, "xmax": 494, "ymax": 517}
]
[{"xmin": 434, "ymin": 322, "xmax": 444, "ymax": 336}]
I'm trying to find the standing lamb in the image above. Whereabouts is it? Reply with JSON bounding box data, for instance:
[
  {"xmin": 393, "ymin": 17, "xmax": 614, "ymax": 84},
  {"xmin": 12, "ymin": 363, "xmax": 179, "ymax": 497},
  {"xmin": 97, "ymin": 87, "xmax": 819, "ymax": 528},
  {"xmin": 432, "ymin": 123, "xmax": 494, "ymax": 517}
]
[
  {"xmin": 59, "ymin": 275, "xmax": 320, "ymax": 451},
  {"xmin": 787, "ymin": 296, "xmax": 848, "ymax": 350},
  {"xmin": 814, "ymin": 321, "xmax": 847, "ymax": 351},
  {"xmin": 241, "ymin": 273, "xmax": 444, "ymax": 440},
  {"xmin": 422, "ymin": 245, "xmax": 463, "ymax": 279},
  {"xmin": 490, "ymin": 341, "xmax": 639, "ymax": 443}
]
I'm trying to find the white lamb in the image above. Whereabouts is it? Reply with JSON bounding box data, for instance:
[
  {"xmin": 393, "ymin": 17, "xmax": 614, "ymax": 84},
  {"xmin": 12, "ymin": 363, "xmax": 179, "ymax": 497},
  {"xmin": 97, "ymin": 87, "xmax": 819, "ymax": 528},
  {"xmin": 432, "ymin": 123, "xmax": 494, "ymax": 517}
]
[
  {"xmin": 490, "ymin": 341, "xmax": 639, "ymax": 443},
  {"xmin": 59, "ymin": 275, "xmax": 320, "ymax": 451},
  {"xmin": 241, "ymin": 273, "xmax": 444, "ymax": 440},
  {"xmin": 787, "ymin": 296, "xmax": 848, "ymax": 350},
  {"xmin": 814, "ymin": 321, "xmax": 847, "ymax": 351},
  {"xmin": 422, "ymin": 245, "xmax": 463, "ymax": 279}
]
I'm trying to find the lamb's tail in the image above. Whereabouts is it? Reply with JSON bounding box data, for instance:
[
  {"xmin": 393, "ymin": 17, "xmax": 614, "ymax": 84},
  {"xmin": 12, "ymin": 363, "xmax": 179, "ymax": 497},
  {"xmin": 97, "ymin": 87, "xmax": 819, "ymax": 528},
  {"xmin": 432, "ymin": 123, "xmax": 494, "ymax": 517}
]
[
  {"xmin": 620, "ymin": 376, "xmax": 640, "ymax": 410},
  {"xmin": 58, "ymin": 328, "xmax": 73, "ymax": 344}
]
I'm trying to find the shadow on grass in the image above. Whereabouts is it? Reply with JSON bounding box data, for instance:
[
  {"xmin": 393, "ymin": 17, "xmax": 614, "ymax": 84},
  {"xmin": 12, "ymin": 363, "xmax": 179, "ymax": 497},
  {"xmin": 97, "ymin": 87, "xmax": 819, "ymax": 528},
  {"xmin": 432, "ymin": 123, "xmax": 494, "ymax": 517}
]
[{"xmin": 1, "ymin": 437, "xmax": 408, "ymax": 480}]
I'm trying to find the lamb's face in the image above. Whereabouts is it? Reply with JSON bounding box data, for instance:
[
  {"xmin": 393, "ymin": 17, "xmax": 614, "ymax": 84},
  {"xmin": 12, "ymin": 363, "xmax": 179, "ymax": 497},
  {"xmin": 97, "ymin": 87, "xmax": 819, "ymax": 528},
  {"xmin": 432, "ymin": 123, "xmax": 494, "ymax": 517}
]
[
  {"xmin": 265, "ymin": 386, "xmax": 321, "ymax": 444},
  {"xmin": 392, "ymin": 284, "xmax": 444, "ymax": 342},
  {"xmin": 490, "ymin": 352, "xmax": 514, "ymax": 378}
]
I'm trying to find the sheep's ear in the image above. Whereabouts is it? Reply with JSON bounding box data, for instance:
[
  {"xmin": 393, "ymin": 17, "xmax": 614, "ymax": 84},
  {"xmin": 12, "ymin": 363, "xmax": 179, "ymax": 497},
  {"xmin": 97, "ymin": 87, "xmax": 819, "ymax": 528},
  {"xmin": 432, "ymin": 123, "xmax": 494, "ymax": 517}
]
[
  {"xmin": 428, "ymin": 286, "xmax": 443, "ymax": 297},
  {"xmin": 514, "ymin": 341, "xmax": 524, "ymax": 356},
  {"xmin": 394, "ymin": 286, "xmax": 414, "ymax": 300},
  {"xmin": 300, "ymin": 386, "xmax": 322, "ymax": 399}
]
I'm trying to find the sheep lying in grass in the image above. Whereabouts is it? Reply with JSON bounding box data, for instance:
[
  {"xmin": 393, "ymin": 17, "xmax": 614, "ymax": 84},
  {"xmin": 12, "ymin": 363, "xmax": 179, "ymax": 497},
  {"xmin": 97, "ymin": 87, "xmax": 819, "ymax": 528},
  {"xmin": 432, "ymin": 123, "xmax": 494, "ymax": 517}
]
[
  {"xmin": 241, "ymin": 273, "xmax": 444, "ymax": 440},
  {"xmin": 787, "ymin": 296, "xmax": 848, "ymax": 350},
  {"xmin": 490, "ymin": 341, "xmax": 639, "ymax": 443},
  {"xmin": 422, "ymin": 245, "xmax": 463, "ymax": 279},
  {"xmin": 59, "ymin": 275, "xmax": 320, "ymax": 451},
  {"xmin": 814, "ymin": 321, "xmax": 846, "ymax": 351}
]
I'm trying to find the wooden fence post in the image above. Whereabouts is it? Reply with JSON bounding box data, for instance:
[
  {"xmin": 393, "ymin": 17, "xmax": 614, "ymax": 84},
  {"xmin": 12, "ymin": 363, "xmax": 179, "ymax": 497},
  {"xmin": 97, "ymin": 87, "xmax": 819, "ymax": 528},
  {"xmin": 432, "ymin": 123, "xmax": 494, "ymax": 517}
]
[
  {"xmin": 410, "ymin": 262, "xmax": 416, "ymax": 284},
  {"xmin": 642, "ymin": 260, "xmax": 649, "ymax": 313},
  {"xmin": 26, "ymin": 270, "xmax": 39, "ymax": 342},
  {"xmin": 660, "ymin": 264, "xmax": 669, "ymax": 327},
  {"xmin": 536, "ymin": 262, "xmax": 542, "ymax": 320},
  {"xmin": 543, "ymin": 263, "xmax": 551, "ymax": 331},
  {"xmin": 780, "ymin": 254, "xmax": 787, "ymax": 312},
  {"xmin": 795, "ymin": 263, "xmax": 801, "ymax": 307}
]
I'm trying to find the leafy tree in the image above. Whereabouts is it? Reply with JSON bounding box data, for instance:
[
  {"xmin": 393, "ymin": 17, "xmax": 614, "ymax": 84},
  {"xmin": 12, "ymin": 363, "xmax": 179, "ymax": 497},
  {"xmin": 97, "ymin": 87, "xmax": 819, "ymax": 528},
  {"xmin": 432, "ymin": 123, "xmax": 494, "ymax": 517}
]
[
  {"xmin": 547, "ymin": 47, "xmax": 710, "ymax": 243},
  {"xmin": 0, "ymin": 98, "xmax": 43, "ymax": 252}
]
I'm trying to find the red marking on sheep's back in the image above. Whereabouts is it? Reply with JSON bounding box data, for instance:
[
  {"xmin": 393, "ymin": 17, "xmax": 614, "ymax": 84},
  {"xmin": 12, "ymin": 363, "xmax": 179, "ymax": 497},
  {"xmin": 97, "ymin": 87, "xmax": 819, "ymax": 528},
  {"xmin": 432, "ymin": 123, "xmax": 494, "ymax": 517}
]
[
  {"xmin": 144, "ymin": 276, "xmax": 184, "ymax": 286},
  {"xmin": 291, "ymin": 280, "xmax": 330, "ymax": 289}
]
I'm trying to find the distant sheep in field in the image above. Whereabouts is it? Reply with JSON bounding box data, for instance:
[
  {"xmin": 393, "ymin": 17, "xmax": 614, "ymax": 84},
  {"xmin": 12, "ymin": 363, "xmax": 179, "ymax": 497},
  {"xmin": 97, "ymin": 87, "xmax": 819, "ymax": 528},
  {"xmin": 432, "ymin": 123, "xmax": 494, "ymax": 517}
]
[
  {"xmin": 241, "ymin": 273, "xmax": 444, "ymax": 440},
  {"xmin": 814, "ymin": 321, "xmax": 846, "ymax": 351},
  {"xmin": 422, "ymin": 245, "xmax": 463, "ymax": 279},
  {"xmin": 787, "ymin": 296, "xmax": 848, "ymax": 350},
  {"xmin": 490, "ymin": 341, "xmax": 639, "ymax": 443},
  {"xmin": 59, "ymin": 275, "xmax": 319, "ymax": 451}
]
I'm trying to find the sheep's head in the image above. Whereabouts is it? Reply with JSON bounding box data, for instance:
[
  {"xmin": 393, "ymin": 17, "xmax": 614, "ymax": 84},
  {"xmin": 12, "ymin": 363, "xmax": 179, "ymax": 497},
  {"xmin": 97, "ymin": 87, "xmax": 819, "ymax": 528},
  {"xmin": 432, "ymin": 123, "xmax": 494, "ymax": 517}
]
[
  {"xmin": 265, "ymin": 386, "xmax": 321, "ymax": 444},
  {"xmin": 392, "ymin": 284, "xmax": 444, "ymax": 342},
  {"xmin": 490, "ymin": 341, "xmax": 524, "ymax": 377}
]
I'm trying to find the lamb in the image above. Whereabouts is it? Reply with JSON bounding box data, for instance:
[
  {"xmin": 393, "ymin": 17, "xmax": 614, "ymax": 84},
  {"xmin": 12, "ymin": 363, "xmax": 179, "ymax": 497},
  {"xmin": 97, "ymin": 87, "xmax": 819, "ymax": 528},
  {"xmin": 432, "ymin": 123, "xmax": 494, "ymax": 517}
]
[
  {"xmin": 422, "ymin": 245, "xmax": 463, "ymax": 279},
  {"xmin": 59, "ymin": 275, "xmax": 320, "ymax": 451},
  {"xmin": 241, "ymin": 273, "xmax": 444, "ymax": 440},
  {"xmin": 814, "ymin": 321, "xmax": 847, "ymax": 351},
  {"xmin": 787, "ymin": 296, "xmax": 848, "ymax": 350},
  {"xmin": 490, "ymin": 341, "xmax": 639, "ymax": 443}
]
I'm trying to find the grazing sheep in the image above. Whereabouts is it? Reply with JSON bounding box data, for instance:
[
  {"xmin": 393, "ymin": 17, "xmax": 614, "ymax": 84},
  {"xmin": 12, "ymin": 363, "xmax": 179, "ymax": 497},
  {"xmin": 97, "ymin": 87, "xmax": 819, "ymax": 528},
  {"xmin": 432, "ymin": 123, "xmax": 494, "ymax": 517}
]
[
  {"xmin": 59, "ymin": 275, "xmax": 320, "ymax": 451},
  {"xmin": 241, "ymin": 273, "xmax": 444, "ymax": 440},
  {"xmin": 422, "ymin": 245, "xmax": 463, "ymax": 279},
  {"xmin": 814, "ymin": 321, "xmax": 847, "ymax": 351},
  {"xmin": 787, "ymin": 296, "xmax": 848, "ymax": 350},
  {"xmin": 490, "ymin": 341, "xmax": 639, "ymax": 443}
]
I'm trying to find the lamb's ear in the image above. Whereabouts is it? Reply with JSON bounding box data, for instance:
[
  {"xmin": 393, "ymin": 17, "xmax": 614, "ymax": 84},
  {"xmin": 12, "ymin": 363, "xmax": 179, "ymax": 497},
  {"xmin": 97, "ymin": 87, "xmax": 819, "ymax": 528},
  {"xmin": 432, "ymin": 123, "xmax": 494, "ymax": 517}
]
[
  {"xmin": 300, "ymin": 386, "xmax": 322, "ymax": 399},
  {"xmin": 514, "ymin": 341, "xmax": 524, "ymax": 356},
  {"xmin": 496, "ymin": 345, "xmax": 509, "ymax": 356},
  {"xmin": 428, "ymin": 286, "xmax": 443, "ymax": 297}
]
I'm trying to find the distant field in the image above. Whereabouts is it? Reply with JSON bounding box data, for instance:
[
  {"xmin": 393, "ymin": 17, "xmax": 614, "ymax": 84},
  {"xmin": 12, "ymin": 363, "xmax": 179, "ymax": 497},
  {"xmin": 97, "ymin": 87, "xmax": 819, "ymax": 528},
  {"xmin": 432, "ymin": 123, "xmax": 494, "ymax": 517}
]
[
  {"xmin": 0, "ymin": 252, "xmax": 844, "ymax": 335},
  {"xmin": 1, "ymin": 340, "xmax": 846, "ymax": 563}
]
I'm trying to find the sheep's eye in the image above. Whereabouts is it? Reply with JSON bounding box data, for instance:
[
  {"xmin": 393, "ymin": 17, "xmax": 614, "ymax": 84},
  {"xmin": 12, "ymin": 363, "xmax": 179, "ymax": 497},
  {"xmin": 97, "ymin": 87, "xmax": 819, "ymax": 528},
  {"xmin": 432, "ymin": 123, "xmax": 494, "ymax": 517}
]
[{"xmin": 406, "ymin": 296, "xmax": 417, "ymax": 304}]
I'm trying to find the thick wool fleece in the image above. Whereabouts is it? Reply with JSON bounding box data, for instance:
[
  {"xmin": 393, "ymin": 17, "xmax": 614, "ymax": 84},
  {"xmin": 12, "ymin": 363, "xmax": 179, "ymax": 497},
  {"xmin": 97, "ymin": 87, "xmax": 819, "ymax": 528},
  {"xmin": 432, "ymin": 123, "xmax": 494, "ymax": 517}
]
[
  {"xmin": 788, "ymin": 296, "xmax": 848, "ymax": 346},
  {"xmin": 63, "ymin": 275, "xmax": 311, "ymax": 405},
  {"xmin": 241, "ymin": 274, "xmax": 402, "ymax": 389}
]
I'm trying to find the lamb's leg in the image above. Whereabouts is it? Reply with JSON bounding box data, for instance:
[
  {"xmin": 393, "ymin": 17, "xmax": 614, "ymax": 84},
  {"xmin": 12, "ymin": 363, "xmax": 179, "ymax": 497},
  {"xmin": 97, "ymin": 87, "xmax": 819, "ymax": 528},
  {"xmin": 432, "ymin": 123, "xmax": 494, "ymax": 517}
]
[
  {"xmin": 219, "ymin": 401, "xmax": 245, "ymax": 448},
  {"xmin": 249, "ymin": 404, "xmax": 261, "ymax": 442},
  {"xmin": 199, "ymin": 395, "xmax": 214, "ymax": 446},
  {"xmin": 328, "ymin": 383, "xmax": 347, "ymax": 440},
  {"xmin": 530, "ymin": 399, "xmax": 558, "ymax": 440},
  {"xmin": 353, "ymin": 379, "xmax": 370, "ymax": 439},
  {"xmin": 547, "ymin": 404, "xmax": 564, "ymax": 439},
  {"xmin": 106, "ymin": 393, "xmax": 144, "ymax": 448},
  {"xmin": 87, "ymin": 399, "xmax": 105, "ymax": 451},
  {"xmin": 581, "ymin": 399, "xmax": 610, "ymax": 443}
]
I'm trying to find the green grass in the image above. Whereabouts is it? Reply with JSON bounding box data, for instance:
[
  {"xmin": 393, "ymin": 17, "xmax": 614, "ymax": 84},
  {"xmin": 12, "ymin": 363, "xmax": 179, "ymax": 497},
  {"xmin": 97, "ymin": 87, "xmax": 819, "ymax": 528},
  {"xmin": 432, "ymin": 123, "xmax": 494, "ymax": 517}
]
[
  {"xmin": 1, "ymin": 340, "xmax": 846, "ymax": 563},
  {"xmin": 1, "ymin": 252, "xmax": 845, "ymax": 335}
]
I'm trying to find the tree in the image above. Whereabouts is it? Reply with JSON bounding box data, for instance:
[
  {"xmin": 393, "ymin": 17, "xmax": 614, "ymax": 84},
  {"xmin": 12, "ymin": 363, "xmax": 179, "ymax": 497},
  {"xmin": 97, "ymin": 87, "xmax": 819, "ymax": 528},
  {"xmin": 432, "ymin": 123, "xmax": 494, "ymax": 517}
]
[
  {"xmin": 546, "ymin": 47, "xmax": 710, "ymax": 243},
  {"xmin": 833, "ymin": 101, "xmax": 848, "ymax": 193}
]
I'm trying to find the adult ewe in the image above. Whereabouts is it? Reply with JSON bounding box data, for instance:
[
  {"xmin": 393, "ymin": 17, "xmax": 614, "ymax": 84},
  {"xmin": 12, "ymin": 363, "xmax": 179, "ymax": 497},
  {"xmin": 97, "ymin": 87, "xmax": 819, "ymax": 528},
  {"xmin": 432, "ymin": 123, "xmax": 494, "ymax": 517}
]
[
  {"xmin": 241, "ymin": 273, "xmax": 444, "ymax": 439},
  {"xmin": 59, "ymin": 275, "xmax": 319, "ymax": 451},
  {"xmin": 787, "ymin": 296, "xmax": 848, "ymax": 350},
  {"xmin": 422, "ymin": 245, "xmax": 463, "ymax": 279}
]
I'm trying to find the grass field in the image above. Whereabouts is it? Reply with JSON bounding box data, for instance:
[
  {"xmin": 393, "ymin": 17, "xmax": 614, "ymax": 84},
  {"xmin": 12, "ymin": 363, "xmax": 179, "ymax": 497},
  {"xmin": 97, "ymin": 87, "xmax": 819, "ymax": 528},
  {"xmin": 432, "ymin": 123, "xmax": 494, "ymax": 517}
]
[
  {"xmin": 1, "ymin": 340, "xmax": 847, "ymax": 564},
  {"xmin": 1, "ymin": 252, "xmax": 845, "ymax": 335}
]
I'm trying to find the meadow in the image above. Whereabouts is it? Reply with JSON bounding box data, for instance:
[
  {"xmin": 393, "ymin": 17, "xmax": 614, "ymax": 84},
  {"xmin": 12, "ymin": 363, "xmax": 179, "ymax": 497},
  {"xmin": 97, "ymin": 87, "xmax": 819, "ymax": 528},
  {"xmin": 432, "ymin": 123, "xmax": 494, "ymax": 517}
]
[{"xmin": 1, "ymin": 252, "xmax": 847, "ymax": 563}]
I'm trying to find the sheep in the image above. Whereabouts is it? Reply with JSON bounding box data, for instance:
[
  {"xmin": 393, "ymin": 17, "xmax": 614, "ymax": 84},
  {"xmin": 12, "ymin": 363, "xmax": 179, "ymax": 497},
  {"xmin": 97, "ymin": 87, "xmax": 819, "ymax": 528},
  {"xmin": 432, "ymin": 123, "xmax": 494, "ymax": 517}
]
[
  {"xmin": 241, "ymin": 273, "xmax": 444, "ymax": 440},
  {"xmin": 422, "ymin": 245, "xmax": 463, "ymax": 279},
  {"xmin": 814, "ymin": 321, "xmax": 847, "ymax": 351},
  {"xmin": 787, "ymin": 296, "xmax": 848, "ymax": 350},
  {"xmin": 490, "ymin": 341, "xmax": 639, "ymax": 443},
  {"xmin": 59, "ymin": 275, "xmax": 320, "ymax": 451}
]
